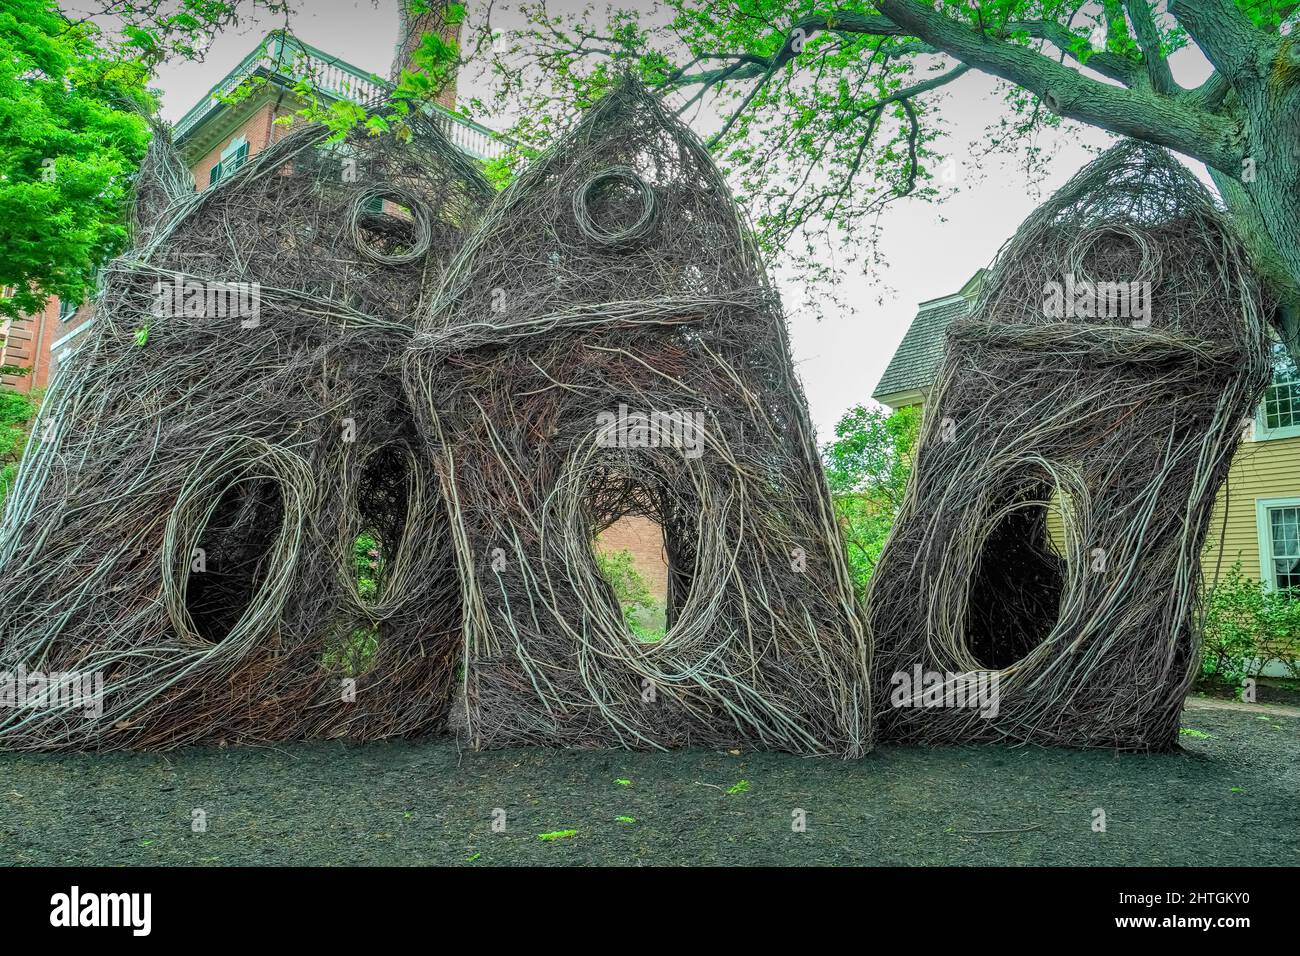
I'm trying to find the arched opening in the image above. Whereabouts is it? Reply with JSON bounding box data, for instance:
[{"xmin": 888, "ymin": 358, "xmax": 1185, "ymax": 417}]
[
  {"xmin": 587, "ymin": 466, "xmax": 695, "ymax": 643},
  {"xmin": 324, "ymin": 444, "xmax": 416, "ymax": 677},
  {"xmin": 186, "ymin": 476, "xmax": 285, "ymax": 644},
  {"xmin": 963, "ymin": 476, "xmax": 1066, "ymax": 670}
]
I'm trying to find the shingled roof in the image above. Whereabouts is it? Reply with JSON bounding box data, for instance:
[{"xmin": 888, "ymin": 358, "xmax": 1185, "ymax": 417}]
[{"xmin": 871, "ymin": 270, "xmax": 985, "ymax": 406}]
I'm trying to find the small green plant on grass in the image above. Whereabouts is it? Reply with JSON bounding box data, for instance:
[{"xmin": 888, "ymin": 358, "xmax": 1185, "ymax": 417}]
[
  {"xmin": 616, "ymin": 816, "xmax": 636, "ymax": 824},
  {"xmin": 727, "ymin": 780, "xmax": 750, "ymax": 795},
  {"xmin": 1179, "ymin": 728, "xmax": 1211, "ymax": 739}
]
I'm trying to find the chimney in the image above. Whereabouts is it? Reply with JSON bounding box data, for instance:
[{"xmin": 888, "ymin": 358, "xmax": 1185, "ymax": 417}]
[{"xmin": 391, "ymin": 1, "xmax": 462, "ymax": 111}]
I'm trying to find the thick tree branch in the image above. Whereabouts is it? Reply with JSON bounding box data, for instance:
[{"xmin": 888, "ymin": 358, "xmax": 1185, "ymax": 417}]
[
  {"xmin": 1169, "ymin": 0, "xmax": 1268, "ymax": 81},
  {"xmin": 1002, "ymin": 19, "xmax": 1142, "ymax": 86},
  {"xmin": 876, "ymin": 0, "xmax": 1240, "ymax": 173},
  {"xmin": 1123, "ymin": 0, "xmax": 1177, "ymax": 93},
  {"xmin": 1188, "ymin": 70, "xmax": 1232, "ymax": 111}
]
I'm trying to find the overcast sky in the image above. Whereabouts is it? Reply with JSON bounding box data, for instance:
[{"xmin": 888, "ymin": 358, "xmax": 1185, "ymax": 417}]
[{"xmin": 141, "ymin": 0, "xmax": 1214, "ymax": 440}]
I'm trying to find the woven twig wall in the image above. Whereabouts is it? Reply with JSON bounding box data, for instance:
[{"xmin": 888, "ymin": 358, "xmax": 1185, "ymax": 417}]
[
  {"xmin": 403, "ymin": 79, "xmax": 871, "ymax": 755},
  {"xmin": 0, "ymin": 84, "xmax": 1262, "ymax": 758},
  {"xmin": 864, "ymin": 140, "xmax": 1273, "ymax": 751},
  {"xmin": 0, "ymin": 118, "xmax": 492, "ymax": 749}
]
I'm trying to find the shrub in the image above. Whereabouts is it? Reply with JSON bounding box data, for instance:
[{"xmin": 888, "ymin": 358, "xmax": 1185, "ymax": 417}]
[
  {"xmin": 594, "ymin": 547, "xmax": 665, "ymax": 642},
  {"xmin": 0, "ymin": 389, "xmax": 37, "ymax": 511},
  {"xmin": 1201, "ymin": 563, "xmax": 1300, "ymax": 686}
]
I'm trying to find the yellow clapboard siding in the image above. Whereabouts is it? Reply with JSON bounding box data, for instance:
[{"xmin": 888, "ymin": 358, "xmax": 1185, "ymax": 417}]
[{"xmin": 1204, "ymin": 433, "xmax": 1300, "ymax": 586}]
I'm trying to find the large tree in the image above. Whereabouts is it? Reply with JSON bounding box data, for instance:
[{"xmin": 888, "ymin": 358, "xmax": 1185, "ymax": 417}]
[
  {"xmin": 463, "ymin": 0, "xmax": 1300, "ymax": 361},
  {"xmin": 0, "ymin": 0, "xmax": 159, "ymax": 324}
]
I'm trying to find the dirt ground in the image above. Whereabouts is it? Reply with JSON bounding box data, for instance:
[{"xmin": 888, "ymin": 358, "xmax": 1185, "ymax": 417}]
[{"xmin": 1, "ymin": 701, "xmax": 1294, "ymax": 866}]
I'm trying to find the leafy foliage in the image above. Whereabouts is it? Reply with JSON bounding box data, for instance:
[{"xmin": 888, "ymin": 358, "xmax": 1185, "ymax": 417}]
[
  {"xmin": 0, "ymin": 390, "xmax": 38, "ymax": 512},
  {"xmin": 0, "ymin": 0, "xmax": 154, "ymax": 324},
  {"xmin": 1201, "ymin": 563, "xmax": 1300, "ymax": 687},
  {"xmin": 594, "ymin": 546, "xmax": 666, "ymax": 643},
  {"xmin": 353, "ymin": 531, "xmax": 382, "ymax": 603},
  {"xmin": 320, "ymin": 533, "xmax": 385, "ymax": 676},
  {"xmin": 821, "ymin": 403, "xmax": 920, "ymax": 597}
]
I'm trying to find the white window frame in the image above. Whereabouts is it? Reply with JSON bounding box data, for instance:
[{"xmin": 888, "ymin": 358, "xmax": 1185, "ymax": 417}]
[
  {"xmin": 210, "ymin": 136, "xmax": 249, "ymax": 186},
  {"xmin": 1254, "ymin": 343, "xmax": 1300, "ymax": 441},
  {"xmin": 1255, "ymin": 496, "xmax": 1300, "ymax": 592}
]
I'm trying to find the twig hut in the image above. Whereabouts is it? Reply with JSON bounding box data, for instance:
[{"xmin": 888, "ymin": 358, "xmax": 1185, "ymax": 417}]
[
  {"xmin": 0, "ymin": 117, "xmax": 490, "ymax": 748},
  {"xmin": 865, "ymin": 140, "xmax": 1273, "ymax": 751},
  {"xmin": 403, "ymin": 78, "xmax": 870, "ymax": 755}
]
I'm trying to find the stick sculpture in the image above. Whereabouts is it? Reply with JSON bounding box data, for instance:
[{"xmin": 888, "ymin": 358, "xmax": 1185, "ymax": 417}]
[
  {"xmin": 0, "ymin": 79, "xmax": 870, "ymax": 755},
  {"xmin": 864, "ymin": 140, "xmax": 1273, "ymax": 751},
  {"xmin": 0, "ymin": 116, "xmax": 491, "ymax": 748},
  {"xmin": 404, "ymin": 79, "xmax": 870, "ymax": 754}
]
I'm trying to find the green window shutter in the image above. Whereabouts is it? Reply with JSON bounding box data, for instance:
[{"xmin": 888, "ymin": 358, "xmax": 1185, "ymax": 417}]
[{"xmin": 214, "ymin": 138, "xmax": 249, "ymax": 186}]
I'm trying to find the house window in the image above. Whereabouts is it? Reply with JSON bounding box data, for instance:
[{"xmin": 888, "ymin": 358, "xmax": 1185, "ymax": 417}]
[
  {"xmin": 209, "ymin": 136, "xmax": 250, "ymax": 186},
  {"xmin": 1257, "ymin": 497, "xmax": 1300, "ymax": 593},
  {"xmin": 1257, "ymin": 342, "xmax": 1300, "ymax": 440},
  {"xmin": 58, "ymin": 298, "xmax": 79, "ymax": 322}
]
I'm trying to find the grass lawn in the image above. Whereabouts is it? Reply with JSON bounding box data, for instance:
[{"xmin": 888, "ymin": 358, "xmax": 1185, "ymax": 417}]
[{"xmin": 0, "ymin": 702, "xmax": 1294, "ymax": 866}]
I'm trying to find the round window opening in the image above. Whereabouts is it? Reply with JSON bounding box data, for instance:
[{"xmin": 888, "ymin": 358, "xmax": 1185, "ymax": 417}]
[
  {"xmin": 572, "ymin": 167, "xmax": 658, "ymax": 247},
  {"xmin": 350, "ymin": 185, "xmax": 432, "ymax": 264},
  {"xmin": 1065, "ymin": 223, "xmax": 1161, "ymax": 290}
]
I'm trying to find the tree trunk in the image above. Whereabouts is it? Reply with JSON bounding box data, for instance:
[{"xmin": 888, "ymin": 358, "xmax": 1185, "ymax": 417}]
[{"xmin": 1204, "ymin": 41, "xmax": 1300, "ymax": 368}]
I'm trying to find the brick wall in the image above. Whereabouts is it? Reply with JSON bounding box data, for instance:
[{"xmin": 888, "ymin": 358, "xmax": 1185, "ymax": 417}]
[
  {"xmin": 191, "ymin": 103, "xmax": 294, "ymax": 191},
  {"xmin": 391, "ymin": 4, "xmax": 460, "ymax": 110},
  {"xmin": 596, "ymin": 515, "xmax": 669, "ymax": 604},
  {"xmin": 1, "ymin": 298, "xmax": 93, "ymax": 394}
]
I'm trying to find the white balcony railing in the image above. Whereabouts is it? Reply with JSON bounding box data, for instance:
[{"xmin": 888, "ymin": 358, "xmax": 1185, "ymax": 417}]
[{"xmin": 172, "ymin": 32, "xmax": 507, "ymax": 161}]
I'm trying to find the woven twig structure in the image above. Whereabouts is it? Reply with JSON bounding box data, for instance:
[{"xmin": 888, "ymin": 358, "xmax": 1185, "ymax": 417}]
[
  {"xmin": 864, "ymin": 140, "xmax": 1273, "ymax": 750},
  {"xmin": 0, "ymin": 79, "xmax": 868, "ymax": 754},
  {"xmin": 0, "ymin": 117, "xmax": 491, "ymax": 748},
  {"xmin": 404, "ymin": 79, "xmax": 870, "ymax": 754},
  {"xmin": 2, "ymin": 82, "xmax": 1261, "ymax": 756}
]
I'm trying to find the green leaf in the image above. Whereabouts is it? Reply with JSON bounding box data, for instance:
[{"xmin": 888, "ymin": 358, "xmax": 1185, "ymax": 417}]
[{"xmin": 537, "ymin": 829, "xmax": 579, "ymax": 841}]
